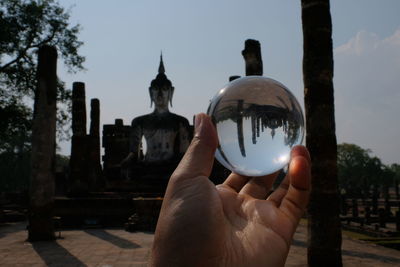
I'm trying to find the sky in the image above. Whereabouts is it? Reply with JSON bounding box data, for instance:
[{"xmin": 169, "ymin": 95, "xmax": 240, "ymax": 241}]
[{"xmin": 56, "ymin": 0, "xmax": 400, "ymax": 165}]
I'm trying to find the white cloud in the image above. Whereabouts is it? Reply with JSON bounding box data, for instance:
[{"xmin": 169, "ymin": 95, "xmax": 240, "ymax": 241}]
[
  {"xmin": 334, "ymin": 29, "xmax": 400, "ymax": 164},
  {"xmin": 335, "ymin": 30, "xmax": 380, "ymax": 55}
]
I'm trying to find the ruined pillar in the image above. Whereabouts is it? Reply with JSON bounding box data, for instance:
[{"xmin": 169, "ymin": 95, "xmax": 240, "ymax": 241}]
[
  {"xmin": 88, "ymin": 98, "xmax": 103, "ymax": 190},
  {"xmin": 365, "ymin": 206, "xmax": 371, "ymax": 224},
  {"xmin": 378, "ymin": 208, "xmax": 386, "ymax": 228},
  {"xmin": 28, "ymin": 45, "xmax": 57, "ymax": 241},
  {"xmin": 102, "ymin": 119, "xmax": 131, "ymax": 181},
  {"xmin": 384, "ymin": 198, "xmax": 391, "ymax": 217},
  {"xmin": 69, "ymin": 82, "xmax": 89, "ymax": 196},
  {"xmin": 351, "ymin": 198, "xmax": 358, "ymax": 218},
  {"xmin": 242, "ymin": 39, "xmax": 263, "ymax": 76},
  {"xmin": 236, "ymin": 100, "xmax": 246, "ymax": 157},
  {"xmin": 372, "ymin": 185, "xmax": 378, "ymax": 214},
  {"xmin": 72, "ymin": 82, "xmax": 86, "ymax": 136},
  {"xmin": 90, "ymin": 99, "xmax": 100, "ymax": 141}
]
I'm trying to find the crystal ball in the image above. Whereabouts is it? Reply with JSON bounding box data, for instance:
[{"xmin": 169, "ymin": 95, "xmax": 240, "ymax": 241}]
[{"xmin": 207, "ymin": 76, "xmax": 304, "ymax": 176}]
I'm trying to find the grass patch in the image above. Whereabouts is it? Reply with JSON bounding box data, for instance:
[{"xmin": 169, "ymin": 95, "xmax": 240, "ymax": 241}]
[
  {"xmin": 299, "ymin": 218, "xmax": 400, "ymax": 250},
  {"xmin": 342, "ymin": 229, "xmax": 372, "ymax": 240}
]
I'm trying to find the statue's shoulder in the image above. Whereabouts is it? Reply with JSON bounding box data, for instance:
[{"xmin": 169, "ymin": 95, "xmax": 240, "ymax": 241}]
[
  {"xmin": 169, "ymin": 113, "xmax": 190, "ymax": 126},
  {"xmin": 131, "ymin": 114, "xmax": 151, "ymax": 127}
]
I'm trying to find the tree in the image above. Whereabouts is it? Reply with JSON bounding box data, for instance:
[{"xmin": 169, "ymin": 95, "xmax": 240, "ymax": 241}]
[
  {"xmin": 337, "ymin": 143, "xmax": 374, "ymax": 198},
  {"xmin": 0, "ymin": 0, "xmax": 84, "ymax": 191},
  {"xmin": 337, "ymin": 143, "xmax": 399, "ymax": 200},
  {"xmin": 0, "ymin": 0, "xmax": 84, "ymax": 150},
  {"xmin": 390, "ymin": 163, "xmax": 400, "ymax": 198},
  {"xmin": 300, "ymin": 0, "xmax": 343, "ymax": 265}
]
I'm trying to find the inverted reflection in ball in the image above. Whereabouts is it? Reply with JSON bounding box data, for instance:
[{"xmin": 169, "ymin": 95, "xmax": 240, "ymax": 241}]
[{"xmin": 207, "ymin": 76, "xmax": 304, "ymax": 176}]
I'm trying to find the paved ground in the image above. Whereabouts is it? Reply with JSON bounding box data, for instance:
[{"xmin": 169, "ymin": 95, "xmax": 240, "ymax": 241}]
[
  {"xmin": 287, "ymin": 222, "xmax": 400, "ymax": 267},
  {"xmin": 1, "ymin": 221, "xmax": 400, "ymax": 266}
]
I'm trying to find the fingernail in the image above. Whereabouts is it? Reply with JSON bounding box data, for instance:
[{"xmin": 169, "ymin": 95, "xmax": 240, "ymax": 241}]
[{"xmin": 194, "ymin": 113, "xmax": 204, "ymax": 137}]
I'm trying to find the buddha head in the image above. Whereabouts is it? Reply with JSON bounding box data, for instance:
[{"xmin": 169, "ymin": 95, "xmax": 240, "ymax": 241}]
[{"xmin": 149, "ymin": 54, "xmax": 174, "ymax": 109}]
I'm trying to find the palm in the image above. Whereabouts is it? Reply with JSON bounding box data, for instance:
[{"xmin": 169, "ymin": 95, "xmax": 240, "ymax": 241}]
[
  {"xmin": 171, "ymin": 174, "xmax": 300, "ymax": 267},
  {"xmin": 218, "ymin": 186, "xmax": 294, "ymax": 266}
]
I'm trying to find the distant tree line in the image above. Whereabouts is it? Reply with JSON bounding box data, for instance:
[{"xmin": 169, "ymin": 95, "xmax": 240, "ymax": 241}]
[
  {"xmin": 3, "ymin": 141, "xmax": 398, "ymax": 198},
  {"xmin": 337, "ymin": 143, "xmax": 400, "ymax": 199}
]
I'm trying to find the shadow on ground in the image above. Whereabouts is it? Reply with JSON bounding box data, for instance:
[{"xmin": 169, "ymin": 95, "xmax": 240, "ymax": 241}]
[
  {"xmin": 0, "ymin": 222, "xmax": 27, "ymax": 238},
  {"xmin": 32, "ymin": 241, "xmax": 87, "ymax": 267},
  {"xmin": 84, "ymin": 229, "xmax": 141, "ymax": 249}
]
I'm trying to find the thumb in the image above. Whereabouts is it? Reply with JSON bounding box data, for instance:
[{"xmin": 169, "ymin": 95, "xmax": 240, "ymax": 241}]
[{"xmin": 171, "ymin": 113, "xmax": 218, "ymax": 181}]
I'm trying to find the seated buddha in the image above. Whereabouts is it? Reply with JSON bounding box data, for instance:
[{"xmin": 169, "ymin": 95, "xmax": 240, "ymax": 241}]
[{"xmin": 121, "ymin": 55, "xmax": 192, "ymax": 182}]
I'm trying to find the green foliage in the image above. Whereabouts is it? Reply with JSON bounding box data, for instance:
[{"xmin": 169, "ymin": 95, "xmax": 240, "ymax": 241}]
[
  {"xmin": 390, "ymin": 163, "xmax": 400, "ymax": 181},
  {"xmin": 0, "ymin": 152, "xmax": 69, "ymax": 192},
  {"xmin": 0, "ymin": 100, "xmax": 31, "ymax": 152},
  {"xmin": 0, "ymin": 149, "xmax": 30, "ymax": 192},
  {"xmin": 55, "ymin": 153, "xmax": 69, "ymax": 170},
  {"xmin": 0, "ymin": 0, "xmax": 84, "ymax": 192},
  {"xmin": 337, "ymin": 143, "xmax": 397, "ymax": 198},
  {"xmin": 0, "ymin": 0, "xmax": 85, "ymax": 150}
]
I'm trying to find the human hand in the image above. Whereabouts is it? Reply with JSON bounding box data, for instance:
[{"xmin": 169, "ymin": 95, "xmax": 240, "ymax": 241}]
[{"xmin": 150, "ymin": 113, "xmax": 311, "ymax": 267}]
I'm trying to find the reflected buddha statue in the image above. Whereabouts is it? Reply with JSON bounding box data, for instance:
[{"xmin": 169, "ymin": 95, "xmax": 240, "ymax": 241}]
[{"xmin": 121, "ymin": 55, "xmax": 191, "ymax": 182}]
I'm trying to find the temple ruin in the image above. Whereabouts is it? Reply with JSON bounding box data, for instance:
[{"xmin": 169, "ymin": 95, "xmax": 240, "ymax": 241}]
[{"xmin": 53, "ymin": 39, "xmax": 264, "ymax": 230}]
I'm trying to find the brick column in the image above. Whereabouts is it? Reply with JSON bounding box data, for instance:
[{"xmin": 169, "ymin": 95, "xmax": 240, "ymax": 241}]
[
  {"xmin": 28, "ymin": 46, "xmax": 57, "ymax": 241},
  {"xmin": 69, "ymin": 82, "xmax": 89, "ymax": 196},
  {"xmin": 242, "ymin": 39, "xmax": 263, "ymax": 76}
]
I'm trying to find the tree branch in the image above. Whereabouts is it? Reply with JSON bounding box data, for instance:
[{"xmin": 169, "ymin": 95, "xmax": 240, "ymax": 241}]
[
  {"xmin": 0, "ymin": 22, "xmax": 59, "ymax": 73},
  {"xmin": 0, "ymin": 53, "xmax": 25, "ymax": 72},
  {"xmin": 0, "ymin": 30, "xmax": 37, "ymax": 72},
  {"xmin": 31, "ymin": 26, "xmax": 58, "ymax": 48}
]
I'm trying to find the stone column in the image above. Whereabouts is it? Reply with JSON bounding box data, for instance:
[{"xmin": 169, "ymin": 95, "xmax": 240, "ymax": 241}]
[
  {"xmin": 372, "ymin": 185, "xmax": 378, "ymax": 214},
  {"xmin": 242, "ymin": 39, "xmax": 263, "ymax": 76},
  {"xmin": 28, "ymin": 45, "xmax": 57, "ymax": 241},
  {"xmin": 72, "ymin": 82, "xmax": 86, "ymax": 136},
  {"xmin": 396, "ymin": 211, "xmax": 400, "ymax": 232},
  {"xmin": 351, "ymin": 198, "xmax": 358, "ymax": 218},
  {"xmin": 69, "ymin": 82, "xmax": 89, "ymax": 196},
  {"xmin": 378, "ymin": 208, "xmax": 386, "ymax": 228},
  {"xmin": 236, "ymin": 100, "xmax": 246, "ymax": 157},
  {"xmin": 88, "ymin": 98, "xmax": 102, "ymax": 190},
  {"xmin": 90, "ymin": 99, "xmax": 100, "ymax": 141},
  {"xmin": 365, "ymin": 206, "xmax": 371, "ymax": 224}
]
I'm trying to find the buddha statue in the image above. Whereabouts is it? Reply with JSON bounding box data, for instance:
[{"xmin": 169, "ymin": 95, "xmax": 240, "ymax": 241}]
[{"xmin": 122, "ymin": 55, "xmax": 191, "ymax": 180}]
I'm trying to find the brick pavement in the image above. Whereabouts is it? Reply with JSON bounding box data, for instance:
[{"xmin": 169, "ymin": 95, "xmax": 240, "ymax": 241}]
[
  {"xmin": 0, "ymin": 221, "xmax": 400, "ymax": 266},
  {"xmin": 287, "ymin": 221, "xmax": 400, "ymax": 267}
]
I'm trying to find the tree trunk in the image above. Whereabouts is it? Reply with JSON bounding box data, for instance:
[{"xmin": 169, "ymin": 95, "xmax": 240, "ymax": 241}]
[
  {"xmin": 28, "ymin": 46, "xmax": 57, "ymax": 241},
  {"xmin": 301, "ymin": 0, "xmax": 343, "ymax": 266}
]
